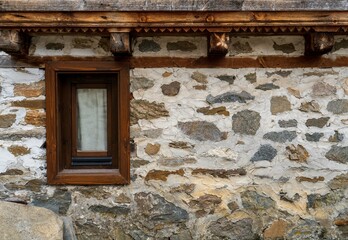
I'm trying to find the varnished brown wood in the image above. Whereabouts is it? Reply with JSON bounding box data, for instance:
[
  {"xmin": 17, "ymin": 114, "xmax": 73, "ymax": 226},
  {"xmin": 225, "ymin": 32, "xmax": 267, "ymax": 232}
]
[
  {"xmin": 0, "ymin": 11, "xmax": 348, "ymax": 34},
  {"xmin": 305, "ymin": 33, "xmax": 335, "ymax": 56},
  {"xmin": 46, "ymin": 61, "xmax": 130, "ymax": 185},
  {"xmin": 1, "ymin": 0, "xmax": 347, "ymax": 11},
  {"xmin": 110, "ymin": 33, "xmax": 131, "ymax": 56},
  {"xmin": 208, "ymin": 33, "xmax": 229, "ymax": 56},
  {"xmin": 0, "ymin": 30, "xmax": 28, "ymax": 55},
  {"xmin": 4, "ymin": 55, "xmax": 348, "ymax": 69}
]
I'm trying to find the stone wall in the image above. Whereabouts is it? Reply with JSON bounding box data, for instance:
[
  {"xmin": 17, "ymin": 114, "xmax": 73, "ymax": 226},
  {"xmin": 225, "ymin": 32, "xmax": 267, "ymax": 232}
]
[{"xmin": 0, "ymin": 35, "xmax": 347, "ymax": 239}]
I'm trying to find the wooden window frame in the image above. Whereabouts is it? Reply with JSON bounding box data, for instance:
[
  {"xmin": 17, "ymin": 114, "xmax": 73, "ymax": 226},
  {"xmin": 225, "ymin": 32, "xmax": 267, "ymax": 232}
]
[{"xmin": 46, "ymin": 61, "xmax": 130, "ymax": 185}]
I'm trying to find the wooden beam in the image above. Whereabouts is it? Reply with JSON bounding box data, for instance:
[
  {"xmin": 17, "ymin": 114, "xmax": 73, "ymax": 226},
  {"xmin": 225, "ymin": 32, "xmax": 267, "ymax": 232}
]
[
  {"xmin": 0, "ymin": 12, "xmax": 348, "ymax": 34},
  {"xmin": 2, "ymin": 55, "xmax": 348, "ymax": 69},
  {"xmin": 208, "ymin": 33, "xmax": 229, "ymax": 56},
  {"xmin": 0, "ymin": 30, "xmax": 28, "ymax": 56},
  {"xmin": 305, "ymin": 32, "xmax": 335, "ymax": 56},
  {"xmin": 0, "ymin": 0, "xmax": 347, "ymax": 11},
  {"xmin": 110, "ymin": 32, "xmax": 131, "ymax": 56}
]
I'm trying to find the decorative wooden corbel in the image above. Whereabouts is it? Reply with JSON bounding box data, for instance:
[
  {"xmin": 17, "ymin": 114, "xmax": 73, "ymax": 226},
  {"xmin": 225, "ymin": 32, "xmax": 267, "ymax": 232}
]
[
  {"xmin": 109, "ymin": 29, "xmax": 132, "ymax": 56},
  {"xmin": 305, "ymin": 32, "xmax": 335, "ymax": 56},
  {"xmin": 0, "ymin": 30, "xmax": 29, "ymax": 56},
  {"xmin": 208, "ymin": 33, "xmax": 230, "ymax": 56}
]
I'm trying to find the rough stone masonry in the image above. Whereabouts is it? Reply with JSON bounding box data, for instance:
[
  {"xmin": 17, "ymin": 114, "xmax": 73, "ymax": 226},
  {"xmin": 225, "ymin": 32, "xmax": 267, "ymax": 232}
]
[{"xmin": 0, "ymin": 35, "xmax": 348, "ymax": 239}]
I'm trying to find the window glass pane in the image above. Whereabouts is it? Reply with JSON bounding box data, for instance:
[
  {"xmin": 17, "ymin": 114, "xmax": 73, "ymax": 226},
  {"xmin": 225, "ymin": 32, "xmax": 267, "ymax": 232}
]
[{"xmin": 77, "ymin": 88, "xmax": 107, "ymax": 151}]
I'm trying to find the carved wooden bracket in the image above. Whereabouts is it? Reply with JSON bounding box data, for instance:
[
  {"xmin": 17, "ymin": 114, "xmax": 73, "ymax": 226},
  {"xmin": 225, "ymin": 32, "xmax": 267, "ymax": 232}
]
[
  {"xmin": 110, "ymin": 32, "xmax": 131, "ymax": 56},
  {"xmin": 0, "ymin": 30, "xmax": 29, "ymax": 56},
  {"xmin": 305, "ymin": 33, "xmax": 335, "ymax": 56},
  {"xmin": 208, "ymin": 33, "xmax": 230, "ymax": 56}
]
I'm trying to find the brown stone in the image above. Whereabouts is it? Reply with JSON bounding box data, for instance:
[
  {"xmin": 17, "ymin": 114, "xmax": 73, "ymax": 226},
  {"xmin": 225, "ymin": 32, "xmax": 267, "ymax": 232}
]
[
  {"xmin": 191, "ymin": 72, "xmax": 208, "ymax": 84},
  {"xmin": 162, "ymin": 71, "xmax": 172, "ymax": 77},
  {"xmin": 25, "ymin": 110, "xmax": 46, "ymax": 126},
  {"xmin": 191, "ymin": 168, "xmax": 246, "ymax": 178},
  {"xmin": 0, "ymin": 169, "xmax": 24, "ymax": 175},
  {"xmin": 130, "ymin": 100, "xmax": 169, "ymax": 125},
  {"xmin": 287, "ymin": 87, "xmax": 301, "ymax": 98},
  {"xmin": 14, "ymin": 81, "xmax": 45, "ymax": 98},
  {"xmin": 0, "ymin": 114, "xmax": 16, "ymax": 128},
  {"xmin": 271, "ymin": 96, "xmax": 291, "ymax": 115},
  {"xmin": 263, "ymin": 219, "xmax": 288, "ymax": 240},
  {"xmin": 115, "ymin": 193, "xmax": 131, "ymax": 203},
  {"xmin": 145, "ymin": 169, "xmax": 185, "ymax": 181},
  {"xmin": 11, "ymin": 99, "xmax": 45, "ymax": 109},
  {"xmin": 193, "ymin": 85, "xmax": 207, "ymax": 90},
  {"xmin": 305, "ymin": 117, "xmax": 330, "ymax": 128},
  {"xmin": 170, "ymin": 184, "xmax": 195, "ymax": 194},
  {"xmin": 168, "ymin": 141, "xmax": 194, "ymax": 149},
  {"xmin": 189, "ymin": 194, "xmax": 222, "ymax": 215},
  {"xmin": 197, "ymin": 106, "xmax": 229, "ymax": 116},
  {"xmin": 8, "ymin": 145, "xmax": 30, "ymax": 156},
  {"xmin": 328, "ymin": 173, "xmax": 348, "ymax": 190},
  {"xmin": 145, "ymin": 143, "xmax": 160, "ymax": 155},
  {"xmin": 25, "ymin": 179, "xmax": 45, "ymax": 192},
  {"xmin": 296, "ymin": 176, "xmax": 325, "ymax": 183},
  {"xmin": 312, "ymin": 82, "xmax": 337, "ymax": 96},
  {"xmin": 286, "ymin": 144, "xmax": 309, "ymax": 162},
  {"xmin": 161, "ymin": 81, "xmax": 181, "ymax": 96},
  {"xmin": 299, "ymin": 101, "xmax": 320, "ymax": 112}
]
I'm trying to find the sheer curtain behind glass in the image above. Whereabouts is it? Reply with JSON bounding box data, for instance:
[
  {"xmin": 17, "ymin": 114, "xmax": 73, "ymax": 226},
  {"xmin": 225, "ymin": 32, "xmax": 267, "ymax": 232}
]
[{"xmin": 77, "ymin": 89, "xmax": 107, "ymax": 151}]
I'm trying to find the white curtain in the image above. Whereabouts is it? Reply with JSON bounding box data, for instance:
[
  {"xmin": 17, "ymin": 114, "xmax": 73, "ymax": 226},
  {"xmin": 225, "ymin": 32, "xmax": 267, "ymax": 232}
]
[{"xmin": 77, "ymin": 89, "xmax": 107, "ymax": 151}]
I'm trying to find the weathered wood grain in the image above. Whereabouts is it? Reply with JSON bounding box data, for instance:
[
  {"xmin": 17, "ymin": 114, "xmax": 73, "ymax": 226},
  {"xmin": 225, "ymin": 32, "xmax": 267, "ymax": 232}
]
[
  {"xmin": 2, "ymin": 55, "xmax": 348, "ymax": 69},
  {"xmin": 0, "ymin": 30, "xmax": 28, "ymax": 55},
  {"xmin": 208, "ymin": 33, "xmax": 229, "ymax": 56},
  {"xmin": 110, "ymin": 33, "xmax": 131, "ymax": 56},
  {"xmin": 0, "ymin": 0, "xmax": 347, "ymax": 11},
  {"xmin": 305, "ymin": 33, "xmax": 335, "ymax": 56}
]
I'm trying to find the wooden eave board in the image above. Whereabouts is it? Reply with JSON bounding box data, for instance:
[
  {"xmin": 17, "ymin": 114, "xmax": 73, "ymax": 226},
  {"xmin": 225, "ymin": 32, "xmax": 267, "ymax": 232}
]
[{"xmin": 0, "ymin": 0, "xmax": 348, "ymax": 11}]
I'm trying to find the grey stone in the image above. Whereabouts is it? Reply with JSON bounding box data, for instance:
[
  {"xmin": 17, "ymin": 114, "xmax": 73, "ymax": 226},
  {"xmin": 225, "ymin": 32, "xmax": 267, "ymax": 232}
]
[
  {"xmin": 207, "ymin": 91, "xmax": 254, "ymax": 104},
  {"xmin": 45, "ymin": 42, "xmax": 64, "ymax": 50},
  {"xmin": 251, "ymin": 144, "xmax": 277, "ymax": 162},
  {"xmin": 232, "ymin": 41, "xmax": 253, "ymax": 53},
  {"xmin": 191, "ymin": 72, "xmax": 207, "ymax": 84},
  {"xmin": 130, "ymin": 77, "xmax": 154, "ymax": 92},
  {"xmin": 0, "ymin": 128, "xmax": 45, "ymax": 141},
  {"xmin": 134, "ymin": 192, "xmax": 188, "ymax": 223},
  {"xmin": 241, "ymin": 190, "xmax": 275, "ymax": 210},
  {"xmin": 138, "ymin": 39, "xmax": 161, "ymax": 52},
  {"xmin": 143, "ymin": 129, "xmax": 163, "ymax": 138},
  {"xmin": 72, "ymin": 38, "xmax": 93, "ymax": 49},
  {"xmin": 170, "ymin": 230, "xmax": 192, "ymax": 240},
  {"xmin": 232, "ymin": 110, "xmax": 261, "ymax": 135},
  {"xmin": 216, "ymin": 75, "xmax": 236, "ymax": 84},
  {"xmin": 286, "ymin": 220, "xmax": 324, "ymax": 240},
  {"xmin": 89, "ymin": 204, "xmax": 130, "ymax": 215},
  {"xmin": 307, "ymin": 192, "xmax": 343, "ymax": 209},
  {"xmin": 305, "ymin": 117, "xmax": 330, "ymax": 128},
  {"xmin": 333, "ymin": 38, "xmax": 348, "ymax": 51},
  {"xmin": 178, "ymin": 121, "xmax": 225, "ymax": 142},
  {"xmin": 325, "ymin": 145, "xmax": 348, "ymax": 164},
  {"xmin": 305, "ymin": 133, "xmax": 324, "ymax": 142},
  {"xmin": 265, "ymin": 70, "xmax": 292, "ymax": 77},
  {"xmin": 328, "ymin": 173, "xmax": 348, "ymax": 190},
  {"xmin": 271, "ymin": 96, "xmax": 291, "ymax": 114},
  {"xmin": 208, "ymin": 218, "xmax": 256, "ymax": 240},
  {"xmin": 329, "ymin": 130, "xmax": 344, "ymax": 142},
  {"xmin": 0, "ymin": 114, "xmax": 16, "ymax": 128},
  {"xmin": 327, "ymin": 99, "xmax": 348, "ymax": 114},
  {"xmin": 299, "ymin": 101, "xmax": 321, "ymax": 112},
  {"xmin": 130, "ymin": 100, "xmax": 169, "ymax": 125},
  {"xmin": 273, "ymin": 42, "xmax": 296, "ymax": 53},
  {"xmin": 263, "ymin": 131, "xmax": 297, "ymax": 143},
  {"xmin": 167, "ymin": 41, "xmax": 197, "ymax": 51},
  {"xmin": 62, "ymin": 217, "xmax": 77, "ymax": 240},
  {"xmin": 312, "ymin": 82, "xmax": 337, "ymax": 96},
  {"xmin": 32, "ymin": 189, "xmax": 72, "ymax": 215},
  {"xmin": 191, "ymin": 168, "xmax": 247, "ymax": 178},
  {"xmin": 161, "ymin": 81, "xmax": 181, "ymax": 96},
  {"xmin": 256, "ymin": 83, "xmax": 280, "ymax": 91},
  {"xmin": 245, "ymin": 72, "xmax": 256, "ymax": 83},
  {"xmin": 279, "ymin": 119, "xmax": 298, "ymax": 128},
  {"xmin": 0, "ymin": 201, "xmax": 63, "ymax": 240}
]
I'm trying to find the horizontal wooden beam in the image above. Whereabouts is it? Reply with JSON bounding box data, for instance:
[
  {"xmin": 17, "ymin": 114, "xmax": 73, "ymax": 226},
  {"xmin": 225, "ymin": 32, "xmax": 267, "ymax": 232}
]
[
  {"xmin": 0, "ymin": 12, "xmax": 348, "ymax": 34},
  {"xmin": 2, "ymin": 55, "xmax": 348, "ymax": 69},
  {"xmin": 0, "ymin": 0, "xmax": 347, "ymax": 11}
]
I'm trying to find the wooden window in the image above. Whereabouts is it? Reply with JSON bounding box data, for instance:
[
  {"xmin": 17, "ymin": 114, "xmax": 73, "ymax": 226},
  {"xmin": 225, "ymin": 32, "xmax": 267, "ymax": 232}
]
[{"xmin": 46, "ymin": 61, "xmax": 130, "ymax": 185}]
